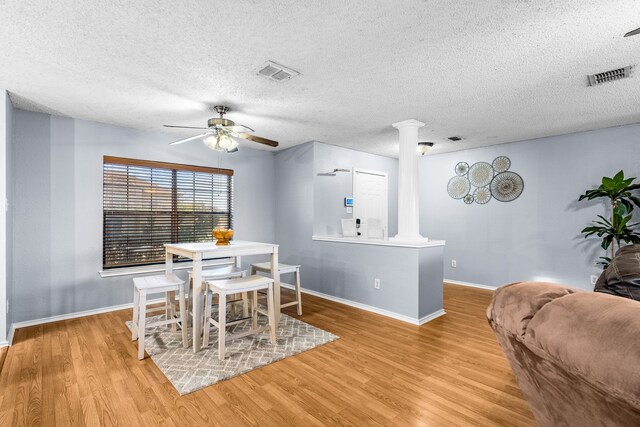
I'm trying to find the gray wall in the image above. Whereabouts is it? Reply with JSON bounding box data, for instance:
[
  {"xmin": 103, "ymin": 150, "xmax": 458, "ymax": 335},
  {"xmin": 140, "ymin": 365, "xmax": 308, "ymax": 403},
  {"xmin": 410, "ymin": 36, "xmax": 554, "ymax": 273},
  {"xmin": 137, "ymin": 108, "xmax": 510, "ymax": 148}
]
[
  {"xmin": 274, "ymin": 141, "xmax": 315, "ymax": 267},
  {"xmin": 313, "ymin": 142, "xmax": 399, "ymax": 237},
  {"xmin": 275, "ymin": 142, "xmax": 442, "ymax": 321},
  {"xmin": 420, "ymin": 123, "xmax": 640, "ymax": 290},
  {"xmin": 10, "ymin": 109, "xmax": 276, "ymax": 324}
]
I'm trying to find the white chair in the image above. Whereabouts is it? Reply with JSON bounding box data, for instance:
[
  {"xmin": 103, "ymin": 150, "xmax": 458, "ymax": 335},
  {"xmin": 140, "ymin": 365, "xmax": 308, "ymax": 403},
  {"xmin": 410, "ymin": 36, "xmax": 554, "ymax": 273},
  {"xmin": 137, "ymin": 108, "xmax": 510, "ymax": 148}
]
[
  {"xmin": 188, "ymin": 264, "xmax": 249, "ymax": 324},
  {"xmin": 132, "ymin": 273, "xmax": 188, "ymax": 360},
  {"xmin": 250, "ymin": 262, "xmax": 303, "ymax": 316},
  {"xmin": 203, "ymin": 275, "xmax": 277, "ymax": 360}
]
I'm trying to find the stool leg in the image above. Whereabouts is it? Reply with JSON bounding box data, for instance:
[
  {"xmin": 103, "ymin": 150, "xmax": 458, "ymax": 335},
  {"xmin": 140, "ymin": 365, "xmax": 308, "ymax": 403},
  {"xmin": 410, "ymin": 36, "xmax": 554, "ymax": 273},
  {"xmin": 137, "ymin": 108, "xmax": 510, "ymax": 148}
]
[
  {"xmin": 138, "ymin": 290, "xmax": 147, "ymax": 360},
  {"xmin": 266, "ymin": 284, "xmax": 277, "ymax": 345},
  {"xmin": 203, "ymin": 288, "xmax": 213, "ymax": 348},
  {"xmin": 187, "ymin": 274, "xmax": 193, "ymax": 329},
  {"xmin": 132, "ymin": 287, "xmax": 139, "ymax": 341},
  {"xmin": 295, "ymin": 269, "xmax": 303, "ymax": 316},
  {"xmin": 242, "ymin": 292, "xmax": 249, "ymax": 318},
  {"xmin": 167, "ymin": 291, "xmax": 177, "ymax": 332},
  {"xmin": 179, "ymin": 287, "xmax": 188, "ymax": 349},
  {"xmin": 252, "ymin": 290, "xmax": 258, "ymax": 330},
  {"xmin": 218, "ymin": 292, "xmax": 227, "ymax": 360},
  {"xmin": 230, "ymin": 293, "xmax": 237, "ymax": 319}
]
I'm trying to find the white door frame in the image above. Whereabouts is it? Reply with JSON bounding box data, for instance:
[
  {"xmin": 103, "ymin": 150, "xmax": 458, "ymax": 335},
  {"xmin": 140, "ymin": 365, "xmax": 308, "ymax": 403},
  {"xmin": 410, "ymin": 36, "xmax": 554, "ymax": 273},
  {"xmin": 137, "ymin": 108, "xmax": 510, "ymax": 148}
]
[{"xmin": 352, "ymin": 168, "xmax": 388, "ymax": 236}]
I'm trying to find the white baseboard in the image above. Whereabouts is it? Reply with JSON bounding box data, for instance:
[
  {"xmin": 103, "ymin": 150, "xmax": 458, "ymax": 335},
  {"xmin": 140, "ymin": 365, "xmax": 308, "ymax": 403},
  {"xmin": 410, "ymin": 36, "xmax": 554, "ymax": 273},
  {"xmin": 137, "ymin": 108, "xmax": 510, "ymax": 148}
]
[
  {"xmin": 6, "ymin": 297, "xmax": 164, "ymax": 346},
  {"xmin": 6, "ymin": 283, "xmax": 451, "ymax": 346},
  {"xmin": 418, "ymin": 309, "xmax": 447, "ymax": 325},
  {"xmin": 281, "ymin": 283, "xmax": 446, "ymax": 326},
  {"xmin": 444, "ymin": 278, "xmax": 497, "ymax": 291}
]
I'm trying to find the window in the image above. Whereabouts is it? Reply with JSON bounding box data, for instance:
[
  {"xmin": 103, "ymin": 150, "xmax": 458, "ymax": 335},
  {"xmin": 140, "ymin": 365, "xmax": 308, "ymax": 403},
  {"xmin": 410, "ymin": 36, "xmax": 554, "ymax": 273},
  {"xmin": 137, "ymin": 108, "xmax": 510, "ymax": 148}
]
[{"xmin": 103, "ymin": 156, "xmax": 233, "ymax": 269}]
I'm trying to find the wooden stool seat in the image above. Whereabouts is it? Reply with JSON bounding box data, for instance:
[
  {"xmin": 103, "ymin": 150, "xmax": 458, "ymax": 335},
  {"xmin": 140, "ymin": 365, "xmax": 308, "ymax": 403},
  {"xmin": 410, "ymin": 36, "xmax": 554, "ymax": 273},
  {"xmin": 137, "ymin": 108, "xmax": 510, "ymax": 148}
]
[
  {"xmin": 189, "ymin": 266, "xmax": 246, "ymax": 287},
  {"xmin": 188, "ymin": 265, "xmax": 249, "ymax": 326},
  {"xmin": 250, "ymin": 262, "xmax": 300, "ymax": 275},
  {"xmin": 132, "ymin": 273, "xmax": 188, "ymax": 360},
  {"xmin": 250, "ymin": 262, "xmax": 303, "ymax": 316},
  {"xmin": 203, "ymin": 275, "xmax": 277, "ymax": 360}
]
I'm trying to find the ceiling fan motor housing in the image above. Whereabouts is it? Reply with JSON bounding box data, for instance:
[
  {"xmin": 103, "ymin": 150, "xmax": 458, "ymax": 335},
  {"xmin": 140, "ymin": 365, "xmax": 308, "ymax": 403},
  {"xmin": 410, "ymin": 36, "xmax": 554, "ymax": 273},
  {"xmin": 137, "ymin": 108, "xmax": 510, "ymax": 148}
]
[{"xmin": 208, "ymin": 117, "xmax": 235, "ymax": 127}]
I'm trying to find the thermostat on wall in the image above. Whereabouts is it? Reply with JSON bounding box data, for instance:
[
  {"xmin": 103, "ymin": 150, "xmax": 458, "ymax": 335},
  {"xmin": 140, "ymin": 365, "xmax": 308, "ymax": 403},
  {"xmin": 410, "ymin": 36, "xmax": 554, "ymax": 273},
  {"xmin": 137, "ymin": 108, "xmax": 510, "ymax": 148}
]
[{"xmin": 344, "ymin": 197, "xmax": 354, "ymax": 207}]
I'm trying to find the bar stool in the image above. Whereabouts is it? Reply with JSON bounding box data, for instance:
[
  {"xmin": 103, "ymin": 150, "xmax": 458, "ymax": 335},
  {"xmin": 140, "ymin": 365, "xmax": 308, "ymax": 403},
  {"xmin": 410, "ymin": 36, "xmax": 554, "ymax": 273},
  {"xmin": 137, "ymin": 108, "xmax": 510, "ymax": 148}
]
[
  {"xmin": 250, "ymin": 262, "xmax": 303, "ymax": 315},
  {"xmin": 132, "ymin": 273, "xmax": 188, "ymax": 360},
  {"xmin": 188, "ymin": 265, "xmax": 249, "ymax": 324},
  {"xmin": 203, "ymin": 275, "xmax": 277, "ymax": 360}
]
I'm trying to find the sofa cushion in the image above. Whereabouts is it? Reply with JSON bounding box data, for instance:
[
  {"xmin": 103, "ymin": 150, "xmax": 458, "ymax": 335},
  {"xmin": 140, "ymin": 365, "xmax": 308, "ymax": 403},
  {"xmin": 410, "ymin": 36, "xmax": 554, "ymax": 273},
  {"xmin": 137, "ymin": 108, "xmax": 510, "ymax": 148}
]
[{"xmin": 595, "ymin": 244, "xmax": 640, "ymax": 301}]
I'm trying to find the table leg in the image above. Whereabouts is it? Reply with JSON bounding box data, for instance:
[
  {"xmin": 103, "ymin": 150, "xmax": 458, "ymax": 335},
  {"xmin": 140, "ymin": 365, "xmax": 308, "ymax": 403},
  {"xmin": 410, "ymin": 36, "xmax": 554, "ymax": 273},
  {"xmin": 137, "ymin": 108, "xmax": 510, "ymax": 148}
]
[
  {"xmin": 192, "ymin": 254, "xmax": 203, "ymax": 352},
  {"xmin": 271, "ymin": 247, "xmax": 281, "ymax": 325},
  {"xmin": 165, "ymin": 251, "xmax": 177, "ymax": 331},
  {"xmin": 165, "ymin": 250, "xmax": 174, "ymax": 275}
]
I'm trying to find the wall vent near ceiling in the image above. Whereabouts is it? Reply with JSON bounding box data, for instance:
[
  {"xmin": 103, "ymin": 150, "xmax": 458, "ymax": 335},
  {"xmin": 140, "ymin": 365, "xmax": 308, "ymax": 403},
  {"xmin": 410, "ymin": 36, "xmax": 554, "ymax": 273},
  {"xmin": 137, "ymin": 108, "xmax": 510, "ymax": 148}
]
[
  {"xmin": 256, "ymin": 60, "xmax": 300, "ymax": 82},
  {"xmin": 448, "ymin": 136, "xmax": 463, "ymax": 141},
  {"xmin": 587, "ymin": 66, "xmax": 631, "ymax": 86}
]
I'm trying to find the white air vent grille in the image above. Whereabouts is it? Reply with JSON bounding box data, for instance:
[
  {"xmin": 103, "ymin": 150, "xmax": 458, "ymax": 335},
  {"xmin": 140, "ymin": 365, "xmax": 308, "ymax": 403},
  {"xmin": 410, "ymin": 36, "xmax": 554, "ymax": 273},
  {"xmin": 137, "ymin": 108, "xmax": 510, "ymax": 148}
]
[
  {"xmin": 588, "ymin": 66, "xmax": 631, "ymax": 86},
  {"xmin": 256, "ymin": 61, "xmax": 300, "ymax": 82},
  {"xmin": 258, "ymin": 65, "xmax": 279, "ymax": 76}
]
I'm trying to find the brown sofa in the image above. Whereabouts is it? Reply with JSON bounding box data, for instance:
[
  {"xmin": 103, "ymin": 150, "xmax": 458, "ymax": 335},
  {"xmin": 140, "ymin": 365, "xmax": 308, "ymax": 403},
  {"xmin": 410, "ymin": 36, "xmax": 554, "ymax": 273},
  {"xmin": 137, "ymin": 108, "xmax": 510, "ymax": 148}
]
[{"xmin": 487, "ymin": 282, "xmax": 640, "ymax": 427}]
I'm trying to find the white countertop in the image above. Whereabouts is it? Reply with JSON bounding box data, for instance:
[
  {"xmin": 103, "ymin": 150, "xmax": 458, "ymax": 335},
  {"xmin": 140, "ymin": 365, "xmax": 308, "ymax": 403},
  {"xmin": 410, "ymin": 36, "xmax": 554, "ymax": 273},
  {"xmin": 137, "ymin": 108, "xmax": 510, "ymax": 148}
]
[{"xmin": 312, "ymin": 235, "xmax": 446, "ymax": 248}]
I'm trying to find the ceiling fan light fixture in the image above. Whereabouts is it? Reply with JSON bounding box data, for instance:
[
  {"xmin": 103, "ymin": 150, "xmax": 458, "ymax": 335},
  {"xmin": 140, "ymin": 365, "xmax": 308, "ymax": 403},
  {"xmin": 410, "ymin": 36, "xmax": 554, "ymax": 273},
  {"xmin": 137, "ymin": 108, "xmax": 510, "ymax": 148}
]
[
  {"xmin": 202, "ymin": 133, "xmax": 239, "ymax": 152},
  {"xmin": 417, "ymin": 142, "xmax": 434, "ymax": 156}
]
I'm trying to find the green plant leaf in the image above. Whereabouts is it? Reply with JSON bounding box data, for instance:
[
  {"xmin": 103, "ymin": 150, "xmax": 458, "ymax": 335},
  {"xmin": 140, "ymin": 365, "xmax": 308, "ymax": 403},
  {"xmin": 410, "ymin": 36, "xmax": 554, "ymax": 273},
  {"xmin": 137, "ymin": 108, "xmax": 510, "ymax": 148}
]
[{"xmin": 580, "ymin": 170, "xmax": 639, "ymax": 268}]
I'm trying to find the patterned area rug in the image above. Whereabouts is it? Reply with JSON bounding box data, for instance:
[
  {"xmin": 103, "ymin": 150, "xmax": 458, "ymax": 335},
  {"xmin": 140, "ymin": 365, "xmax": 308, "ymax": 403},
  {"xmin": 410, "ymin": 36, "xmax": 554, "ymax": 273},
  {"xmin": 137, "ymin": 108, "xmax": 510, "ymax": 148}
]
[{"xmin": 126, "ymin": 308, "xmax": 338, "ymax": 395}]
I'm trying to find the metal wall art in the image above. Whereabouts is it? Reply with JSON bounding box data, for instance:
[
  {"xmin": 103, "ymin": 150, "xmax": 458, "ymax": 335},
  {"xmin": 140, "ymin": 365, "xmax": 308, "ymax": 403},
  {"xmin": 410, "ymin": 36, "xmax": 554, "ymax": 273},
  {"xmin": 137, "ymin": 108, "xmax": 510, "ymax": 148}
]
[{"xmin": 447, "ymin": 156, "xmax": 524, "ymax": 204}]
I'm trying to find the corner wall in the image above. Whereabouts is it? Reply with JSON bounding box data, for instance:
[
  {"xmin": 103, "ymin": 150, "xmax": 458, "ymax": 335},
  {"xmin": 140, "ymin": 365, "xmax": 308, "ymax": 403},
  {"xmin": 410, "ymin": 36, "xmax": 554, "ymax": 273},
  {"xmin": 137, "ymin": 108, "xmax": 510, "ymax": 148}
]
[
  {"xmin": 9, "ymin": 109, "xmax": 276, "ymax": 325},
  {"xmin": 0, "ymin": 90, "xmax": 11, "ymax": 344},
  {"xmin": 276, "ymin": 142, "xmax": 436, "ymax": 320},
  {"xmin": 420, "ymin": 123, "xmax": 640, "ymax": 290}
]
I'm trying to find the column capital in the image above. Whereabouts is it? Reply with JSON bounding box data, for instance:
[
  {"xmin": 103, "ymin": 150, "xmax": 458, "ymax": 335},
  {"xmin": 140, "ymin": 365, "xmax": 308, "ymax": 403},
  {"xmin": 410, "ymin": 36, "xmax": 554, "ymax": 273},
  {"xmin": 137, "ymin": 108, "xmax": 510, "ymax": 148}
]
[{"xmin": 392, "ymin": 119, "xmax": 425, "ymax": 129}]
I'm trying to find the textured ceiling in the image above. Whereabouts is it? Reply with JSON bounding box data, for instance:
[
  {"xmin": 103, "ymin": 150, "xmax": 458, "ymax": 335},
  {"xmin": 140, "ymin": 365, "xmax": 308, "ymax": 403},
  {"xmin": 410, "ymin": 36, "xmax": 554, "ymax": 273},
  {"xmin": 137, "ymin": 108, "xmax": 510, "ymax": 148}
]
[{"xmin": 1, "ymin": 0, "xmax": 639, "ymax": 157}]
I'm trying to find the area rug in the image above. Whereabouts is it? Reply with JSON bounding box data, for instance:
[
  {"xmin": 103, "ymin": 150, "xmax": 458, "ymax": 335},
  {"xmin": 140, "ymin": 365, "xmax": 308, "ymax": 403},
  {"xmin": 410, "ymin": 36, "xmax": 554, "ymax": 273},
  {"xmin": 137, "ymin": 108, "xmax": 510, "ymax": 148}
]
[{"xmin": 126, "ymin": 309, "xmax": 338, "ymax": 395}]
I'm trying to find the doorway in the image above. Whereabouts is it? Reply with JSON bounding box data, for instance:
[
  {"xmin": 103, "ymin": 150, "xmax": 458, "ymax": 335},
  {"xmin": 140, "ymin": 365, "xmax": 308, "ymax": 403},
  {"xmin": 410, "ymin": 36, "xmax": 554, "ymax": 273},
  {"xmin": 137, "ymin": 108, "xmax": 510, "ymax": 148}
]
[{"xmin": 353, "ymin": 168, "xmax": 388, "ymax": 239}]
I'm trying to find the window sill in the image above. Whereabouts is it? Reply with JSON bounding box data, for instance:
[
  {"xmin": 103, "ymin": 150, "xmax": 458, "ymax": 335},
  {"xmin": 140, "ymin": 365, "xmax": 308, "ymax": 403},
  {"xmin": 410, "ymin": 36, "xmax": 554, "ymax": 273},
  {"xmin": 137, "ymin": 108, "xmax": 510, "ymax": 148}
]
[{"xmin": 98, "ymin": 259, "xmax": 234, "ymax": 278}]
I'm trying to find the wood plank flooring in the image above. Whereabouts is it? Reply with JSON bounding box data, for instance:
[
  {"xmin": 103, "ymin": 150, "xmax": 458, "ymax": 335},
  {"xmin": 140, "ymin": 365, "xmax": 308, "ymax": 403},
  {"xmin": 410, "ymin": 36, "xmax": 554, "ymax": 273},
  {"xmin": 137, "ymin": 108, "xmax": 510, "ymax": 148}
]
[{"xmin": 0, "ymin": 284, "xmax": 535, "ymax": 426}]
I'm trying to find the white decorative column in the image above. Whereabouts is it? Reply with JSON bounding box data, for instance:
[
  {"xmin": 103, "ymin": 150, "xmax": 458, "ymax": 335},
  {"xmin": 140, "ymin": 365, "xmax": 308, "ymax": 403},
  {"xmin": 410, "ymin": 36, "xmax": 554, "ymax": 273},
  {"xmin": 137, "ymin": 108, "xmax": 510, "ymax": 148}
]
[{"xmin": 392, "ymin": 119, "xmax": 425, "ymax": 241}]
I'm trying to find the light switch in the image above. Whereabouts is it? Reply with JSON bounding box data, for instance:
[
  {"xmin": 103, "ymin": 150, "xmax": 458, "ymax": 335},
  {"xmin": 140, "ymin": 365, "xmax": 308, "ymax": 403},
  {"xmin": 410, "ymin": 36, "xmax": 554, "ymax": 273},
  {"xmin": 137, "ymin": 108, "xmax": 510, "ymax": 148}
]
[{"xmin": 346, "ymin": 207, "xmax": 353, "ymax": 214}]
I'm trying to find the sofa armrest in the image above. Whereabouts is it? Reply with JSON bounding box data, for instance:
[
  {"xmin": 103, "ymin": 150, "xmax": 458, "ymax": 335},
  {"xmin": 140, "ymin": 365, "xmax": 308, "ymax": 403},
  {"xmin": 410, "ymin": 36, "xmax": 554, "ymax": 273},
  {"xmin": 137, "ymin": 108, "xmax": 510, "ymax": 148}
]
[
  {"xmin": 487, "ymin": 281, "xmax": 578, "ymax": 340},
  {"xmin": 524, "ymin": 290, "xmax": 640, "ymax": 405}
]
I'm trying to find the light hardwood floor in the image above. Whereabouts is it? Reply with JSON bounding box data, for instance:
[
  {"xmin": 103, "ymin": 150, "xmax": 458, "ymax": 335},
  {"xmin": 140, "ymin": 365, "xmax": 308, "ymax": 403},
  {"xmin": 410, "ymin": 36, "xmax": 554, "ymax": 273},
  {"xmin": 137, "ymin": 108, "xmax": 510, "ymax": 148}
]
[{"xmin": 0, "ymin": 284, "xmax": 535, "ymax": 426}]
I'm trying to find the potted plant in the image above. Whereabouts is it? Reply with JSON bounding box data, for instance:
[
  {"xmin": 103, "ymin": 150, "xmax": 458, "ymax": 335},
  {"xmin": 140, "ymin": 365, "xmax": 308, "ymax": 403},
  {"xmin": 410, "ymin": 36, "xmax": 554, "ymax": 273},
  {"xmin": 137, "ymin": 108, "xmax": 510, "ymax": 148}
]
[{"xmin": 579, "ymin": 170, "xmax": 640, "ymax": 268}]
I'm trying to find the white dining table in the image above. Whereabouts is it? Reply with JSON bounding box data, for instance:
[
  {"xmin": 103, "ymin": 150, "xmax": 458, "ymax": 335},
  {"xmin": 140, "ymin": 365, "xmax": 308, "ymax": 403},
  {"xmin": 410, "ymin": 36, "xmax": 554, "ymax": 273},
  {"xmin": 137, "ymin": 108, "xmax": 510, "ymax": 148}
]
[{"xmin": 164, "ymin": 240, "xmax": 280, "ymax": 353}]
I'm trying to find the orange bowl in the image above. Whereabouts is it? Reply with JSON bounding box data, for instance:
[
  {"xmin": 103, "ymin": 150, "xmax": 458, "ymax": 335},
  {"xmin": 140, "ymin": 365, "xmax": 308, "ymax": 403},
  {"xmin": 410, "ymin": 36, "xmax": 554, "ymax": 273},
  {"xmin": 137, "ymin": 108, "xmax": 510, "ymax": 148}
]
[{"xmin": 212, "ymin": 228, "xmax": 234, "ymax": 245}]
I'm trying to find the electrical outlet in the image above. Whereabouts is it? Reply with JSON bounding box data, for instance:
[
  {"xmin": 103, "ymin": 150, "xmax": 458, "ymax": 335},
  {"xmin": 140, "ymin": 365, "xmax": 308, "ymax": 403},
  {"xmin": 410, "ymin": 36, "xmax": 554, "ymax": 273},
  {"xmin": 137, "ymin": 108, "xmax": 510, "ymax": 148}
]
[
  {"xmin": 590, "ymin": 275, "xmax": 599, "ymax": 286},
  {"xmin": 374, "ymin": 278, "xmax": 381, "ymax": 290},
  {"xmin": 451, "ymin": 260, "xmax": 457, "ymax": 268}
]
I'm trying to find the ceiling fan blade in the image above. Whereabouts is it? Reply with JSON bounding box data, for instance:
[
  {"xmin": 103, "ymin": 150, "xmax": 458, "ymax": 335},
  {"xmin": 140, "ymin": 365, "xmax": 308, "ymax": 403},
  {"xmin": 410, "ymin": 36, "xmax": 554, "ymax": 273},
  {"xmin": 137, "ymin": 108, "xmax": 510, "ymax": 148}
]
[
  {"xmin": 224, "ymin": 124, "xmax": 255, "ymax": 133},
  {"xmin": 169, "ymin": 132, "xmax": 211, "ymax": 145},
  {"xmin": 624, "ymin": 27, "xmax": 640, "ymax": 37},
  {"xmin": 164, "ymin": 125, "xmax": 209, "ymax": 130},
  {"xmin": 237, "ymin": 133, "xmax": 279, "ymax": 147}
]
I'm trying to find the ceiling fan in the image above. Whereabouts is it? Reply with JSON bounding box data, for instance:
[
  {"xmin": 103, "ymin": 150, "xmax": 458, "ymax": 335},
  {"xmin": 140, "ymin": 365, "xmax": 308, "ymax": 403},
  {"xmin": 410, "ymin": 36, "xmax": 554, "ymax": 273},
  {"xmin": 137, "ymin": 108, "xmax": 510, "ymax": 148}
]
[
  {"xmin": 625, "ymin": 27, "xmax": 640, "ymax": 37},
  {"xmin": 164, "ymin": 106, "xmax": 279, "ymax": 152}
]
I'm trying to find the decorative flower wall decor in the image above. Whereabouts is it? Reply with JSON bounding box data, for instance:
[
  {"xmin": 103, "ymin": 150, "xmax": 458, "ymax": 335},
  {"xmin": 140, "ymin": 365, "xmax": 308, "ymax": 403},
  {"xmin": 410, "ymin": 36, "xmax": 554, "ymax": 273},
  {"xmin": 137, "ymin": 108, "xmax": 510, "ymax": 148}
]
[{"xmin": 447, "ymin": 156, "xmax": 524, "ymax": 204}]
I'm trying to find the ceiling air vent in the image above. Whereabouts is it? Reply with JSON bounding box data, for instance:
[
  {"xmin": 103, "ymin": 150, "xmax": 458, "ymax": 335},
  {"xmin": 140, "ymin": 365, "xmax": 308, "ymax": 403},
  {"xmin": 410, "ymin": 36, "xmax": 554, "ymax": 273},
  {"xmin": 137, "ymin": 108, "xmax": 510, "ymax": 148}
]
[
  {"xmin": 256, "ymin": 61, "xmax": 300, "ymax": 82},
  {"xmin": 587, "ymin": 66, "xmax": 631, "ymax": 86}
]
